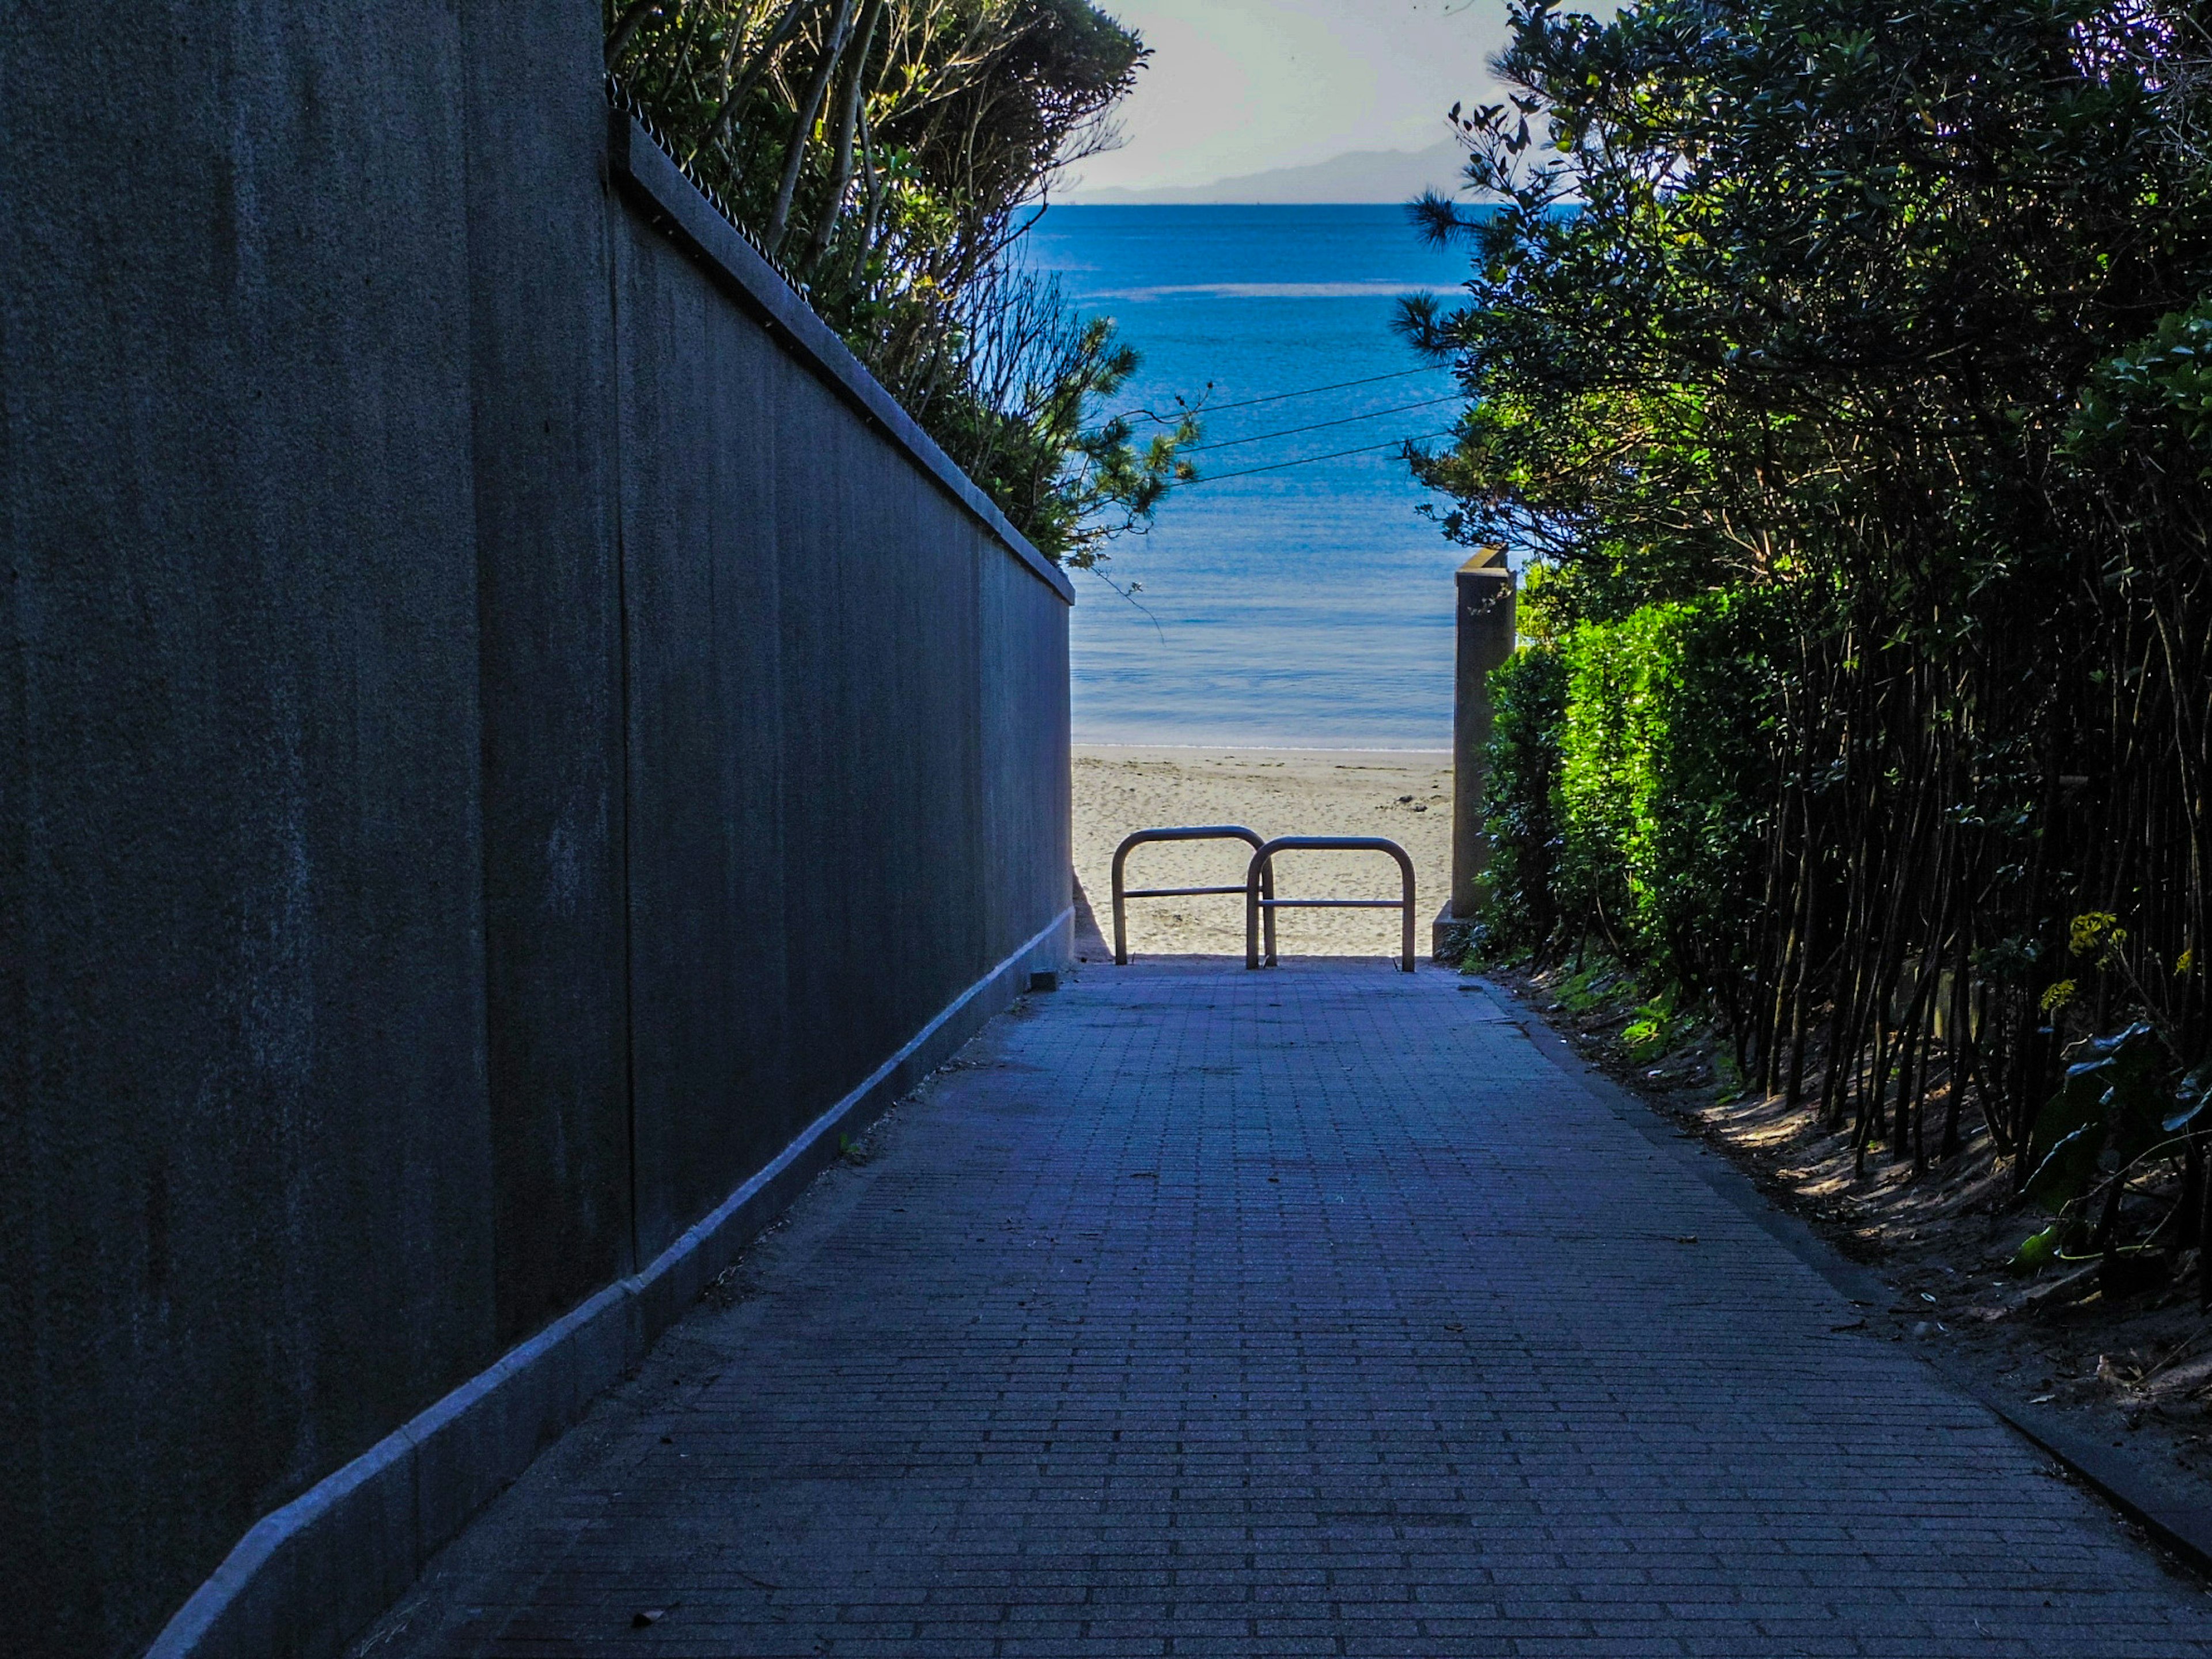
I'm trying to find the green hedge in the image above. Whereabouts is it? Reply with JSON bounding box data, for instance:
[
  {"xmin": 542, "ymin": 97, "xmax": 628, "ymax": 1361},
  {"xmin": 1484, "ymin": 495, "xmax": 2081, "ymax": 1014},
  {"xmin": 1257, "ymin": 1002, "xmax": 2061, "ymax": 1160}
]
[
  {"xmin": 1484, "ymin": 591, "xmax": 1779, "ymax": 1007},
  {"xmin": 1480, "ymin": 644, "xmax": 1568, "ymax": 952}
]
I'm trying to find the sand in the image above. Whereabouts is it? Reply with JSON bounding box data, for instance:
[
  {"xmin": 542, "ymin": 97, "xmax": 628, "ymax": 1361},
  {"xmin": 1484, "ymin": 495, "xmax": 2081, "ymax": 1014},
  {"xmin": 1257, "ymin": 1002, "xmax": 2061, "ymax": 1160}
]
[{"xmin": 1072, "ymin": 745, "xmax": 1455, "ymax": 964}]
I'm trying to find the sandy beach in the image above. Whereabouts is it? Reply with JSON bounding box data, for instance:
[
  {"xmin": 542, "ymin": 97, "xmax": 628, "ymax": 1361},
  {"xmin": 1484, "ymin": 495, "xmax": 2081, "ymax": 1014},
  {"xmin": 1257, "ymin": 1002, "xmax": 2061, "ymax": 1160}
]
[{"xmin": 1072, "ymin": 745, "xmax": 1454, "ymax": 963}]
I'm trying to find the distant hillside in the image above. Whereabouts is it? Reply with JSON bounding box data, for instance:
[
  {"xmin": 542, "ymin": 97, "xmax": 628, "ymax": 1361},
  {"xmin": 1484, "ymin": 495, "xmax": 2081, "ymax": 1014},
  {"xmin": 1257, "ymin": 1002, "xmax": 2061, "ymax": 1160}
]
[{"xmin": 1067, "ymin": 141, "xmax": 1465, "ymax": 206}]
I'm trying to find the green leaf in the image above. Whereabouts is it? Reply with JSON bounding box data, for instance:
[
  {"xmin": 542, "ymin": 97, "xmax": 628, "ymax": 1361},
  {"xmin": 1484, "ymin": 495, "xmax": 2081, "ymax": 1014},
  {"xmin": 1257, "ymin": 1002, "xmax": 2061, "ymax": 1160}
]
[
  {"xmin": 2074, "ymin": 1026, "xmax": 2166, "ymax": 1162},
  {"xmin": 2024, "ymin": 1123, "xmax": 2104, "ymax": 1215},
  {"xmin": 2026, "ymin": 1023, "xmax": 2168, "ymax": 1180},
  {"xmin": 2165, "ymin": 1063, "xmax": 2212, "ymax": 1135},
  {"xmin": 2024, "ymin": 1058, "xmax": 2109, "ymax": 1177}
]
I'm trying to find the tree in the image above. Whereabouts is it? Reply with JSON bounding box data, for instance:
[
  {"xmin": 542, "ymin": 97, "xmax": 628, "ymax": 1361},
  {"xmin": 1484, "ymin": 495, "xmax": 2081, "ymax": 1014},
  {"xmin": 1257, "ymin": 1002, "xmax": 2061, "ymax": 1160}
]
[
  {"xmin": 608, "ymin": 0, "xmax": 1196, "ymax": 560},
  {"xmin": 1411, "ymin": 0, "xmax": 2212, "ymax": 1272}
]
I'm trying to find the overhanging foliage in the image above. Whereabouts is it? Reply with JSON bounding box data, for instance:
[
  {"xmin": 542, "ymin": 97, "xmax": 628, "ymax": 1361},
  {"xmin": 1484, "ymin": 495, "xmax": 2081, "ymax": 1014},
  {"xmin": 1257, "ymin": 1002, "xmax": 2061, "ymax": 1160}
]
[{"xmin": 609, "ymin": 0, "xmax": 1196, "ymax": 562}]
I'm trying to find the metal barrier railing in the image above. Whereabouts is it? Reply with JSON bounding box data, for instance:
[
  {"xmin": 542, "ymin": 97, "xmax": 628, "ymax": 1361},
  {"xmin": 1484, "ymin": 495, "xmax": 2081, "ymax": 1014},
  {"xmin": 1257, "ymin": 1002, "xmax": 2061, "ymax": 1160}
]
[
  {"xmin": 1111, "ymin": 826, "xmax": 1277, "ymax": 966},
  {"xmin": 1244, "ymin": 837, "xmax": 1417, "ymax": 974}
]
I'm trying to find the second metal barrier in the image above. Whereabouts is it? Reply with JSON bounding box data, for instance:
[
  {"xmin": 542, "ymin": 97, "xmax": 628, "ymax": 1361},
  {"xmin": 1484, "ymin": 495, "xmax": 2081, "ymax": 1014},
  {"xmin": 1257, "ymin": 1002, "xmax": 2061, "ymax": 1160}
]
[{"xmin": 1244, "ymin": 837, "xmax": 1417, "ymax": 974}]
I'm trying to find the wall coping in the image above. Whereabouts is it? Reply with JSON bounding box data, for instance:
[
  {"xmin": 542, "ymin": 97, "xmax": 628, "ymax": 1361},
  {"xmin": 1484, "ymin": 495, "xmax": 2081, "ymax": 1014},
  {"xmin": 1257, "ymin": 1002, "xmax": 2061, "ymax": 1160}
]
[{"xmin": 606, "ymin": 103, "xmax": 1076, "ymax": 607}]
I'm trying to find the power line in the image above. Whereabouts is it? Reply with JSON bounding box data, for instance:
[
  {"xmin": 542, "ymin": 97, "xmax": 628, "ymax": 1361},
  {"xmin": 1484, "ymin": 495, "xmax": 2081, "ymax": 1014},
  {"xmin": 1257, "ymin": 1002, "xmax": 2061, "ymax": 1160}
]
[
  {"xmin": 1183, "ymin": 395, "xmax": 1465, "ymax": 454},
  {"xmin": 1118, "ymin": 365, "xmax": 1443, "ymax": 426},
  {"xmin": 1200, "ymin": 365, "xmax": 1446, "ymax": 414},
  {"xmin": 1176, "ymin": 430, "xmax": 1460, "ymax": 488}
]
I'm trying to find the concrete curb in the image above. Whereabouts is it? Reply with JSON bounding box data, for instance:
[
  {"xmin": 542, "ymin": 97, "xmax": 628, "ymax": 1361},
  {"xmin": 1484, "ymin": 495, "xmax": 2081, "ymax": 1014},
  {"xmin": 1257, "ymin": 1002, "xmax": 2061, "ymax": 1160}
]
[
  {"xmin": 1474, "ymin": 974, "xmax": 2212, "ymax": 1582},
  {"xmin": 1923, "ymin": 1358, "xmax": 2212, "ymax": 1574},
  {"xmin": 145, "ymin": 910, "xmax": 1072, "ymax": 1659}
]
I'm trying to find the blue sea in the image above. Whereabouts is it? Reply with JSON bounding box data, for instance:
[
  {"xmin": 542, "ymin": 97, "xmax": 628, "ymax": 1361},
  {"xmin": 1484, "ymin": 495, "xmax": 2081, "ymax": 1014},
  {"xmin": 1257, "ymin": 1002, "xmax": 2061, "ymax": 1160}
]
[{"xmin": 1022, "ymin": 205, "xmax": 1474, "ymax": 749}]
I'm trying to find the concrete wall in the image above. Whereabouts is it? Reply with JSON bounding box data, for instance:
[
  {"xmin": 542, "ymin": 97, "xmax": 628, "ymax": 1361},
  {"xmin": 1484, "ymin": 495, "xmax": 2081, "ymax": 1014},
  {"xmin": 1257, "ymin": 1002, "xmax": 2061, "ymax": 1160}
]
[{"xmin": 0, "ymin": 8, "xmax": 1073, "ymax": 1658}]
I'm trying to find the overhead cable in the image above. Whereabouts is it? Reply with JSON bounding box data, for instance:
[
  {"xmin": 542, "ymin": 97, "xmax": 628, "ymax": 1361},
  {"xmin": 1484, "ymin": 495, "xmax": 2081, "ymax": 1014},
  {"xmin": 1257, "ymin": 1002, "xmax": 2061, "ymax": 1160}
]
[
  {"xmin": 1182, "ymin": 395, "xmax": 1465, "ymax": 454},
  {"xmin": 1119, "ymin": 365, "xmax": 1444, "ymax": 426},
  {"xmin": 1176, "ymin": 431, "xmax": 1460, "ymax": 488}
]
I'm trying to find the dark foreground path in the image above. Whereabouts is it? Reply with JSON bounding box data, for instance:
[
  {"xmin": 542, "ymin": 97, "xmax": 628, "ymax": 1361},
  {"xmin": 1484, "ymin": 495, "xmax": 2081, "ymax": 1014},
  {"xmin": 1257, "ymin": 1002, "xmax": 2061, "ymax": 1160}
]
[{"xmin": 357, "ymin": 961, "xmax": 2211, "ymax": 1657}]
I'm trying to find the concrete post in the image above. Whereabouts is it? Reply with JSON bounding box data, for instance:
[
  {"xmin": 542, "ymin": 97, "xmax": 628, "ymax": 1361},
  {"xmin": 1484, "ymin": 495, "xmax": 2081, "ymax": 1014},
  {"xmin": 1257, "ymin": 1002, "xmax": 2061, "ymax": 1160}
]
[{"xmin": 1435, "ymin": 547, "xmax": 1517, "ymax": 961}]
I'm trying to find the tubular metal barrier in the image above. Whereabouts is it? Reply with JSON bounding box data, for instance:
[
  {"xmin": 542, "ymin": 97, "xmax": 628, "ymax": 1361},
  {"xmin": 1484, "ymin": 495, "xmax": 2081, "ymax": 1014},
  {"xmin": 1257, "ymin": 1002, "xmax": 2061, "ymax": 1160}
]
[
  {"xmin": 1111, "ymin": 826, "xmax": 1277, "ymax": 966},
  {"xmin": 1244, "ymin": 837, "xmax": 1418, "ymax": 974}
]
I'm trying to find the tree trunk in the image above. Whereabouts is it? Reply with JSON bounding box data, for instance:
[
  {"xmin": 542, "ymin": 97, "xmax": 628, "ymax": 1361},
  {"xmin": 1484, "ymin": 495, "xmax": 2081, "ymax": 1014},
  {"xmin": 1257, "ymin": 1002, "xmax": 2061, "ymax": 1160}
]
[{"xmin": 768, "ymin": 0, "xmax": 861, "ymax": 253}]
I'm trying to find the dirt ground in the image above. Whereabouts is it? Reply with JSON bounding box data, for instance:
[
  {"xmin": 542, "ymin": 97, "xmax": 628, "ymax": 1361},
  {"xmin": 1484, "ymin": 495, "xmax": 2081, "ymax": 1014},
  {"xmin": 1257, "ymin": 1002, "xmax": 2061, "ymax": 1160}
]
[{"xmin": 1493, "ymin": 957, "xmax": 2212, "ymax": 1502}]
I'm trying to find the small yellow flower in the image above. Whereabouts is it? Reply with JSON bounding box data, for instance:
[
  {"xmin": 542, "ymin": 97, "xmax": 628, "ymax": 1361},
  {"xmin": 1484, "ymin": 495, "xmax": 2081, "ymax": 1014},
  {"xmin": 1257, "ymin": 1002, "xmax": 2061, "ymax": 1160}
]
[
  {"xmin": 2040, "ymin": 980, "xmax": 2078, "ymax": 1014},
  {"xmin": 2179, "ymin": 949, "xmax": 2197, "ymax": 978},
  {"xmin": 2070, "ymin": 912, "xmax": 2124, "ymax": 957},
  {"xmin": 2068, "ymin": 912, "xmax": 2130, "ymax": 971}
]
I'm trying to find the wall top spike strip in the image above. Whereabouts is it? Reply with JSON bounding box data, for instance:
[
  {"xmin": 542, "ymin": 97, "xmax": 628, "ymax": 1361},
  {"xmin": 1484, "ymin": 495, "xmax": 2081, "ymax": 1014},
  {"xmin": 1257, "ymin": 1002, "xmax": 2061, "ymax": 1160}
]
[{"xmin": 605, "ymin": 75, "xmax": 808, "ymax": 296}]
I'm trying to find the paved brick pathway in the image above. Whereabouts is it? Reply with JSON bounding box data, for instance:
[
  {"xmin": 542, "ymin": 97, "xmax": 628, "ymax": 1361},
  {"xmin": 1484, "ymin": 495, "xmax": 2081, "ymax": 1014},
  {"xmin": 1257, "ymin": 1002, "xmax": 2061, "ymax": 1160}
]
[{"xmin": 358, "ymin": 961, "xmax": 2212, "ymax": 1657}]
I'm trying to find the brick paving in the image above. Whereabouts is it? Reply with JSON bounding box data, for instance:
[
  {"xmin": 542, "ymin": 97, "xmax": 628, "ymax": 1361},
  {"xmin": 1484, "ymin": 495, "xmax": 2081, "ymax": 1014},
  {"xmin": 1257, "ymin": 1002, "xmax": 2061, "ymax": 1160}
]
[{"xmin": 356, "ymin": 960, "xmax": 2212, "ymax": 1657}]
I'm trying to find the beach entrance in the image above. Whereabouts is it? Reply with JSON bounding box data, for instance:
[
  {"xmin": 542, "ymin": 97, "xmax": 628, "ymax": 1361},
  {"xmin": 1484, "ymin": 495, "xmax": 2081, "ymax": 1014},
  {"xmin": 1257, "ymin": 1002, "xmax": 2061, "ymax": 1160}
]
[
  {"xmin": 1073, "ymin": 750, "xmax": 1455, "ymax": 965},
  {"xmin": 1109, "ymin": 825, "xmax": 1419, "ymax": 972}
]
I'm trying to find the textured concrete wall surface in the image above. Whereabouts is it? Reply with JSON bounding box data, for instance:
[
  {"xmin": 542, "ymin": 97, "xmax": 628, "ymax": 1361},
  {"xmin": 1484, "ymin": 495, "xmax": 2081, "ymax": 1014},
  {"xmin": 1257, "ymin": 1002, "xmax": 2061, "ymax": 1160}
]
[{"xmin": 0, "ymin": 7, "xmax": 1073, "ymax": 1658}]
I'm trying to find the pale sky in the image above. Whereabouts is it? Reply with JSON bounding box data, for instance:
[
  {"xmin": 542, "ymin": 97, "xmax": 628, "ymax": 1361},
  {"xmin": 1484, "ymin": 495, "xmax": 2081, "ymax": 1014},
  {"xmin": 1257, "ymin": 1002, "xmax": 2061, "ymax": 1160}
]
[{"xmin": 1073, "ymin": 1, "xmax": 1513, "ymax": 192}]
